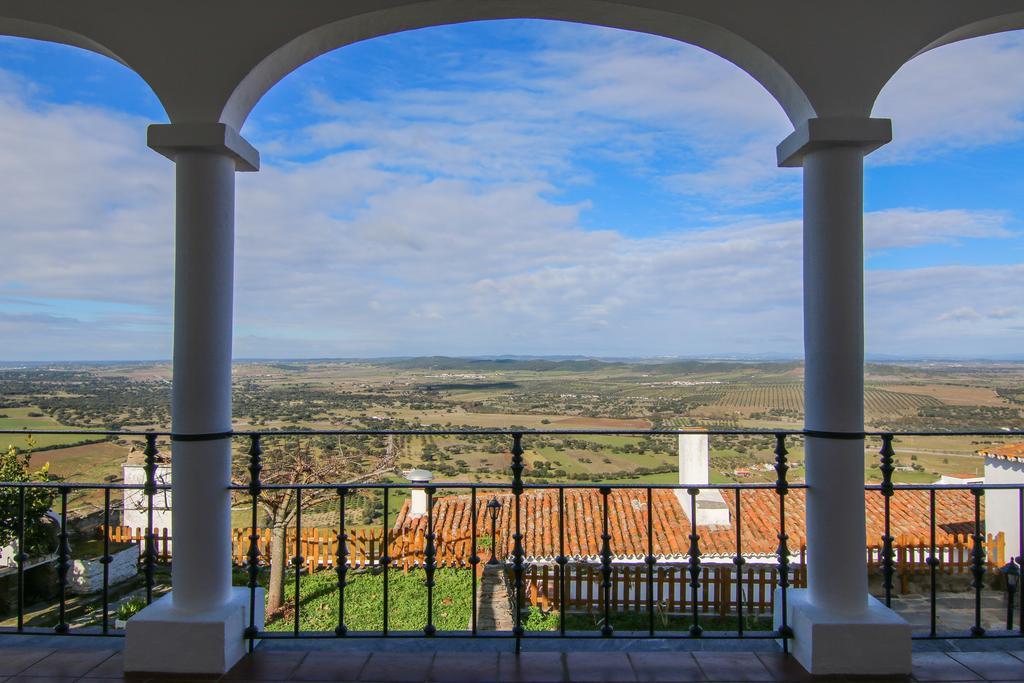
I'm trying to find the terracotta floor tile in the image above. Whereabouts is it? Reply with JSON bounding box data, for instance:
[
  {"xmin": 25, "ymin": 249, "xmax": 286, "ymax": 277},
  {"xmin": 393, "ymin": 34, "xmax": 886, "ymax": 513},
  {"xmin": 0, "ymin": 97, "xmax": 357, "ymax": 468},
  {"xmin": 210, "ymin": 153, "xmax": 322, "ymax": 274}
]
[
  {"xmin": 693, "ymin": 653, "xmax": 772, "ymax": 682},
  {"xmin": 224, "ymin": 650, "xmax": 307, "ymax": 681},
  {"xmin": 628, "ymin": 652, "xmax": 705, "ymax": 683},
  {"xmin": 498, "ymin": 652, "xmax": 566, "ymax": 683},
  {"xmin": 0, "ymin": 649, "xmax": 56, "ymax": 676},
  {"xmin": 5, "ymin": 677, "xmax": 80, "ymax": 683},
  {"xmin": 753, "ymin": 653, "xmax": 812, "ymax": 682},
  {"xmin": 565, "ymin": 652, "xmax": 636, "ymax": 683},
  {"xmin": 289, "ymin": 652, "xmax": 369, "ymax": 681},
  {"xmin": 19, "ymin": 649, "xmax": 117, "ymax": 678},
  {"xmin": 429, "ymin": 651, "xmax": 498, "ymax": 683},
  {"xmin": 358, "ymin": 652, "xmax": 434, "ymax": 683},
  {"xmin": 912, "ymin": 653, "xmax": 982, "ymax": 682},
  {"xmin": 950, "ymin": 652, "xmax": 1024, "ymax": 681}
]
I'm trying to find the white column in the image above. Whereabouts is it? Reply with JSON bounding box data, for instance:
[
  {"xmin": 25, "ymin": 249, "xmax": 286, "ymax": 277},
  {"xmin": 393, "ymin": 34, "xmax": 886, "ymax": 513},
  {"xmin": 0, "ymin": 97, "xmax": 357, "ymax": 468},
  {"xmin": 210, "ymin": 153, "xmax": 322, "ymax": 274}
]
[
  {"xmin": 802, "ymin": 144, "xmax": 869, "ymax": 615},
  {"xmin": 125, "ymin": 123, "xmax": 260, "ymax": 676},
  {"xmin": 775, "ymin": 118, "xmax": 911, "ymax": 676}
]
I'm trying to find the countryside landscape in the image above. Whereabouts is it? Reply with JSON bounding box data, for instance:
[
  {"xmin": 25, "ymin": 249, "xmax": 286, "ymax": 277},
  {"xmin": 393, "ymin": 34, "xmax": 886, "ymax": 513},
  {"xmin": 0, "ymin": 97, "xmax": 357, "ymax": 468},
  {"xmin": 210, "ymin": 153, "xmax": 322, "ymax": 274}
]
[
  {"xmin": 2, "ymin": 356, "xmax": 1023, "ymax": 635},
  {"xmin": 2, "ymin": 356, "xmax": 1022, "ymax": 503}
]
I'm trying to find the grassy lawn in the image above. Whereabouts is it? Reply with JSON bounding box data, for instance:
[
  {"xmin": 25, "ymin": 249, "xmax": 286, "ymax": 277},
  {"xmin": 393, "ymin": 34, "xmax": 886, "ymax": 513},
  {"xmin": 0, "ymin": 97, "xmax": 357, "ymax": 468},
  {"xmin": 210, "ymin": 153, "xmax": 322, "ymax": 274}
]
[{"xmin": 265, "ymin": 568, "xmax": 772, "ymax": 634}]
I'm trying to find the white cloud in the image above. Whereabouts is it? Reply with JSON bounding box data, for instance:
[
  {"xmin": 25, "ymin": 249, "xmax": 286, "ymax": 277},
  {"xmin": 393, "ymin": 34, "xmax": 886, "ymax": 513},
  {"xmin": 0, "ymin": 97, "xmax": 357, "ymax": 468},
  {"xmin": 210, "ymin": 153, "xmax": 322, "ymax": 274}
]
[
  {"xmin": 874, "ymin": 31, "xmax": 1024, "ymax": 163},
  {"xmin": 1, "ymin": 24, "xmax": 1023, "ymax": 361}
]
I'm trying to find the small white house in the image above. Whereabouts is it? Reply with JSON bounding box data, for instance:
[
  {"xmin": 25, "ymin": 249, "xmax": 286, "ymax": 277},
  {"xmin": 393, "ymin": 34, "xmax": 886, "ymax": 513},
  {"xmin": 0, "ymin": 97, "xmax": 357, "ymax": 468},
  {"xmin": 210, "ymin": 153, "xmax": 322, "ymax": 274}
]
[
  {"xmin": 122, "ymin": 448, "xmax": 173, "ymax": 545},
  {"xmin": 981, "ymin": 444, "xmax": 1024, "ymax": 561}
]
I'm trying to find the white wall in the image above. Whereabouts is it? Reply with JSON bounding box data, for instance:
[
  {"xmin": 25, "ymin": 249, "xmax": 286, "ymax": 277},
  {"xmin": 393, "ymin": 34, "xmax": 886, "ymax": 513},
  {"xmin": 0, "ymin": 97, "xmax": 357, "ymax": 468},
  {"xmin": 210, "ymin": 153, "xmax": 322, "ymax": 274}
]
[
  {"xmin": 122, "ymin": 463, "xmax": 173, "ymax": 534},
  {"xmin": 984, "ymin": 457, "xmax": 1024, "ymax": 561}
]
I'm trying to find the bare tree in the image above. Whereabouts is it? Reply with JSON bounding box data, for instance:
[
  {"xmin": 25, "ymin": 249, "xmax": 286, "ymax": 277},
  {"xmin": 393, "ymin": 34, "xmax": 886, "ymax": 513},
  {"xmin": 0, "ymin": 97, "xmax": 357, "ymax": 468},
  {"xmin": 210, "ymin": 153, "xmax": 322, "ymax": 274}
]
[{"xmin": 233, "ymin": 435, "xmax": 395, "ymax": 613}]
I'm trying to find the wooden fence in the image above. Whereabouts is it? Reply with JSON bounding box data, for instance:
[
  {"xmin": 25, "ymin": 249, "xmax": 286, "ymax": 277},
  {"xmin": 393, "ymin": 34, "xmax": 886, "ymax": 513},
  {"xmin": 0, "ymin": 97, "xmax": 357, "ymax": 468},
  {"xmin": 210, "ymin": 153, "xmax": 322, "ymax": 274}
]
[
  {"xmin": 103, "ymin": 525, "xmax": 172, "ymax": 561},
  {"xmin": 104, "ymin": 526, "xmax": 1007, "ymax": 589},
  {"xmin": 524, "ymin": 557, "xmax": 808, "ymax": 616}
]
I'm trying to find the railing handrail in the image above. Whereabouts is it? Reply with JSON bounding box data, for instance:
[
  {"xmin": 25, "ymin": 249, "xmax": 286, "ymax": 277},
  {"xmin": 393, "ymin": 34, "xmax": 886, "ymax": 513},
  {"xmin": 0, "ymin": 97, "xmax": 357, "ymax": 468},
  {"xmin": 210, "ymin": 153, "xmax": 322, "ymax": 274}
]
[{"xmin": 2, "ymin": 428, "xmax": 1023, "ymax": 437}]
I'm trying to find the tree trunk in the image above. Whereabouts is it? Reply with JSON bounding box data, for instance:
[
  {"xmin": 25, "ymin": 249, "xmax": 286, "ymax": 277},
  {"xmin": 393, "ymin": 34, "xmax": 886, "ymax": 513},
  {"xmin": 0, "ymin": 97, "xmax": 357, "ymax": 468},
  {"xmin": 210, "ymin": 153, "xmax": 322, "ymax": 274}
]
[{"xmin": 267, "ymin": 521, "xmax": 288, "ymax": 613}]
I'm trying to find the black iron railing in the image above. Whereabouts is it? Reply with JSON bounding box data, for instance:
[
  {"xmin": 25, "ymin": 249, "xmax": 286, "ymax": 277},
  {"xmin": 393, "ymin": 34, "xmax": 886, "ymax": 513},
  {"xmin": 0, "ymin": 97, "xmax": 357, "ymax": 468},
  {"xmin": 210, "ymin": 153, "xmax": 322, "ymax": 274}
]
[{"xmin": 0, "ymin": 427, "xmax": 1023, "ymax": 651}]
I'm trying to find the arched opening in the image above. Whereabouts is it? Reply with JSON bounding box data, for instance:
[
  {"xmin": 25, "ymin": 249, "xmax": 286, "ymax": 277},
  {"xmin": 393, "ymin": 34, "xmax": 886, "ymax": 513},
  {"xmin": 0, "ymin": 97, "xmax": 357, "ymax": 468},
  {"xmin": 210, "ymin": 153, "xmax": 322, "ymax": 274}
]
[
  {"xmin": 234, "ymin": 19, "xmax": 797, "ymax": 360},
  {"xmin": 0, "ymin": 35, "xmax": 171, "ymax": 361}
]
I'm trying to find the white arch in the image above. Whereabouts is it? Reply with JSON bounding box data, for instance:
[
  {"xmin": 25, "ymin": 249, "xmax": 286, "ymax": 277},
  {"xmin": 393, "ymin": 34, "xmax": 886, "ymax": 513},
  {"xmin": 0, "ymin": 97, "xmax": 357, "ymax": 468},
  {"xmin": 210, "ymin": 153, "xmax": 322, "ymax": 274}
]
[{"xmin": 219, "ymin": 1, "xmax": 812, "ymax": 130}]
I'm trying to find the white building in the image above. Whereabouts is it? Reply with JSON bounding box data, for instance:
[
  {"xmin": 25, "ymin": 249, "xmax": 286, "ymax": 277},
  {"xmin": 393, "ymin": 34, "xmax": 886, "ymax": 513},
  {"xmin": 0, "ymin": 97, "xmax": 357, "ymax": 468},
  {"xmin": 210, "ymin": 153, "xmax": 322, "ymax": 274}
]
[
  {"xmin": 982, "ymin": 444, "xmax": 1024, "ymax": 562},
  {"xmin": 122, "ymin": 448, "xmax": 173, "ymax": 542}
]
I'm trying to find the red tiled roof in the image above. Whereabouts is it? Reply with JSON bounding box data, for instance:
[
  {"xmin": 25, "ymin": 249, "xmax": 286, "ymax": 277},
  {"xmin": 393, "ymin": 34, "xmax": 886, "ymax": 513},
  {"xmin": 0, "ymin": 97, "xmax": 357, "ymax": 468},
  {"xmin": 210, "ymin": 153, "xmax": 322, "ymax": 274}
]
[
  {"xmin": 393, "ymin": 487, "xmax": 978, "ymax": 562},
  {"xmin": 980, "ymin": 443, "xmax": 1024, "ymax": 462}
]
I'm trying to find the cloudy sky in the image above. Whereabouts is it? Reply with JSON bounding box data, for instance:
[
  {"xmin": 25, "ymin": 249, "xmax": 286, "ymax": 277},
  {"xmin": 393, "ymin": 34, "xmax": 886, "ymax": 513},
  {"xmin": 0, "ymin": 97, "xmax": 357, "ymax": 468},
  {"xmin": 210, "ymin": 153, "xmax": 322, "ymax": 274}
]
[{"xmin": 0, "ymin": 21, "xmax": 1022, "ymax": 361}]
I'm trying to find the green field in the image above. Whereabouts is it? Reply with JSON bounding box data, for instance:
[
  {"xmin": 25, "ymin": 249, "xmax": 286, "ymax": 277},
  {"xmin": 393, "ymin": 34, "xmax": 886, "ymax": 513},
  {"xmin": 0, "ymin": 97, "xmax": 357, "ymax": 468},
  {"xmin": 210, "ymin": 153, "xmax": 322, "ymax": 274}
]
[{"xmin": 0, "ymin": 407, "xmax": 106, "ymax": 450}]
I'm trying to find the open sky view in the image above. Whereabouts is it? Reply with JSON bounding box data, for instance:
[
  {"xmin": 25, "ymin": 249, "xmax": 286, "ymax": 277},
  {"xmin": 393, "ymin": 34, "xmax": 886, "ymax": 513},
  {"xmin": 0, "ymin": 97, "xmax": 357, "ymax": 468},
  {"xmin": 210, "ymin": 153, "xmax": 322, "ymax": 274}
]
[{"xmin": 0, "ymin": 20, "xmax": 1022, "ymax": 360}]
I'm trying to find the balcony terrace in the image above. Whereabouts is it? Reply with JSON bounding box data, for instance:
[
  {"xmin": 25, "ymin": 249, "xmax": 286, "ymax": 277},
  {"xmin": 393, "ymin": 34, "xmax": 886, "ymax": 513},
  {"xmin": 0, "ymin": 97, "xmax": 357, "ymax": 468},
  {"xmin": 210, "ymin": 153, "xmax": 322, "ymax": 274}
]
[{"xmin": 2, "ymin": 0, "xmax": 1024, "ymax": 678}]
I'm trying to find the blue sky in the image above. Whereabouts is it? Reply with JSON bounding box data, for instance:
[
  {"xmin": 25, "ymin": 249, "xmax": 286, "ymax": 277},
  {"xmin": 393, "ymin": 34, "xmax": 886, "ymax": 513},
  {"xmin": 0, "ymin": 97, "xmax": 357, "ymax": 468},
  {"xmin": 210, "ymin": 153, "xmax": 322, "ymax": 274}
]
[{"xmin": 0, "ymin": 21, "xmax": 1022, "ymax": 360}]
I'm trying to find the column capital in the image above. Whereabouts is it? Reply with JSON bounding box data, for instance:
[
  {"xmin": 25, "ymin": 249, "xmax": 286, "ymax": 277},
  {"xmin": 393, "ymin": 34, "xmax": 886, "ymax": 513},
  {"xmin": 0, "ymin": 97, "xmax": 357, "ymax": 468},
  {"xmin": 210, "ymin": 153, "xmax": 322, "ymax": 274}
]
[
  {"xmin": 148, "ymin": 122, "xmax": 260, "ymax": 172},
  {"xmin": 777, "ymin": 117, "xmax": 892, "ymax": 168}
]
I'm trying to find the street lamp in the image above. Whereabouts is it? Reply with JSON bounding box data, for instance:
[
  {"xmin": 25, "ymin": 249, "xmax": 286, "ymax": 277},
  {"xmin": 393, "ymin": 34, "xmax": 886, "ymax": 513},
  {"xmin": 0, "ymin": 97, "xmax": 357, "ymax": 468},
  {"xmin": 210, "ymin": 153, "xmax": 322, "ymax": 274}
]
[
  {"xmin": 486, "ymin": 497, "xmax": 501, "ymax": 565},
  {"xmin": 1003, "ymin": 561, "xmax": 1020, "ymax": 630}
]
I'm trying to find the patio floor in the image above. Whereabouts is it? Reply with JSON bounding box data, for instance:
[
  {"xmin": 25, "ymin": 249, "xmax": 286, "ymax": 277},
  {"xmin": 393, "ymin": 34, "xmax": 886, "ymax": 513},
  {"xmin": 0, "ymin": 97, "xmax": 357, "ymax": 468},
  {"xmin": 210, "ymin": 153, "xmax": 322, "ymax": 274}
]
[{"xmin": 4, "ymin": 636, "xmax": 1024, "ymax": 682}]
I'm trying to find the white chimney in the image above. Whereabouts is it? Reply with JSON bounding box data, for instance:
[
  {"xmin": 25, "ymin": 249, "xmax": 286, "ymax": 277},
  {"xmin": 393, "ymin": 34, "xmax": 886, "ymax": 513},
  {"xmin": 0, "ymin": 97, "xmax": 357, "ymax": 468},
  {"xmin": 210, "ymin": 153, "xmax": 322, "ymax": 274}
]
[
  {"xmin": 679, "ymin": 430, "xmax": 710, "ymax": 486},
  {"xmin": 405, "ymin": 469, "xmax": 434, "ymax": 517},
  {"xmin": 676, "ymin": 429, "xmax": 730, "ymax": 527}
]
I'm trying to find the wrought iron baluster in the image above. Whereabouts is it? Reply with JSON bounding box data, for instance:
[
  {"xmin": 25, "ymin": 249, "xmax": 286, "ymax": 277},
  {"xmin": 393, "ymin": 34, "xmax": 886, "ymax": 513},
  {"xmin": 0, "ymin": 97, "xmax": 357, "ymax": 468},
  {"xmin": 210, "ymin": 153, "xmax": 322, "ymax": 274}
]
[
  {"xmin": 336, "ymin": 487, "xmax": 348, "ymax": 636},
  {"xmin": 293, "ymin": 487, "xmax": 303, "ymax": 636},
  {"xmin": 55, "ymin": 486, "xmax": 71, "ymax": 634},
  {"xmin": 382, "ymin": 487, "xmax": 390, "ymax": 636},
  {"xmin": 600, "ymin": 486, "xmax": 613, "ymax": 637},
  {"xmin": 559, "ymin": 487, "xmax": 567, "ymax": 638},
  {"xmin": 646, "ymin": 487, "xmax": 655, "ymax": 637},
  {"xmin": 16, "ymin": 486, "xmax": 25, "ymax": 633},
  {"xmin": 101, "ymin": 487, "xmax": 112, "ymax": 635},
  {"xmin": 470, "ymin": 487, "xmax": 479, "ymax": 635},
  {"xmin": 424, "ymin": 486, "xmax": 437, "ymax": 636},
  {"xmin": 879, "ymin": 434, "xmax": 896, "ymax": 607},
  {"xmin": 511, "ymin": 433, "xmax": 525, "ymax": 653},
  {"xmin": 774, "ymin": 434, "xmax": 792, "ymax": 650},
  {"xmin": 1019, "ymin": 488, "xmax": 1023, "ymax": 635},
  {"xmin": 970, "ymin": 487, "xmax": 985, "ymax": 636},
  {"xmin": 928, "ymin": 489, "xmax": 939, "ymax": 638},
  {"xmin": 734, "ymin": 487, "xmax": 745, "ymax": 638},
  {"xmin": 687, "ymin": 487, "xmax": 702, "ymax": 637},
  {"xmin": 246, "ymin": 434, "xmax": 263, "ymax": 650},
  {"xmin": 143, "ymin": 433, "xmax": 158, "ymax": 605}
]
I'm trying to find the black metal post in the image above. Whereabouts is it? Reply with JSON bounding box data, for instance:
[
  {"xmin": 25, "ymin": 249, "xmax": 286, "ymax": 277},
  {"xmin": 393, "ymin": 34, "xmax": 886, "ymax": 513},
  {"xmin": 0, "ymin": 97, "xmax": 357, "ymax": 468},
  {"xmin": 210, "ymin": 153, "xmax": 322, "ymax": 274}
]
[
  {"xmin": 246, "ymin": 434, "xmax": 263, "ymax": 651},
  {"xmin": 424, "ymin": 486, "xmax": 437, "ymax": 636},
  {"xmin": 511, "ymin": 433, "xmax": 525, "ymax": 653},
  {"xmin": 970, "ymin": 487, "xmax": 985, "ymax": 636},
  {"xmin": 559, "ymin": 487, "xmax": 567, "ymax": 637},
  {"xmin": 382, "ymin": 487, "xmax": 390, "ymax": 636},
  {"xmin": 774, "ymin": 433, "xmax": 792, "ymax": 651},
  {"xmin": 687, "ymin": 487, "xmax": 702, "ymax": 637},
  {"xmin": 879, "ymin": 434, "xmax": 896, "ymax": 607},
  {"xmin": 470, "ymin": 487, "xmax": 479, "ymax": 635},
  {"xmin": 293, "ymin": 487, "xmax": 303, "ymax": 636},
  {"xmin": 16, "ymin": 486, "xmax": 25, "ymax": 633},
  {"xmin": 143, "ymin": 433, "xmax": 158, "ymax": 605},
  {"xmin": 600, "ymin": 486, "xmax": 613, "ymax": 637},
  {"xmin": 928, "ymin": 489, "xmax": 938, "ymax": 638},
  {"xmin": 336, "ymin": 487, "xmax": 348, "ymax": 636},
  {"xmin": 101, "ymin": 487, "xmax": 111, "ymax": 635},
  {"xmin": 734, "ymin": 487, "xmax": 745, "ymax": 637},
  {"xmin": 55, "ymin": 486, "xmax": 70, "ymax": 634},
  {"xmin": 646, "ymin": 487, "xmax": 655, "ymax": 637}
]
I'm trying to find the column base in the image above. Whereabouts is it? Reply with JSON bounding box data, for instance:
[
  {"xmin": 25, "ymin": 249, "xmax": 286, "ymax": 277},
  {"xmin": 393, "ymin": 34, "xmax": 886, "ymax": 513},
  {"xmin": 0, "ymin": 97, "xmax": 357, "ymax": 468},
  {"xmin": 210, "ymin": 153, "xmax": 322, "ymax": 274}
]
[
  {"xmin": 124, "ymin": 586, "xmax": 263, "ymax": 675},
  {"xmin": 774, "ymin": 588, "xmax": 911, "ymax": 675}
]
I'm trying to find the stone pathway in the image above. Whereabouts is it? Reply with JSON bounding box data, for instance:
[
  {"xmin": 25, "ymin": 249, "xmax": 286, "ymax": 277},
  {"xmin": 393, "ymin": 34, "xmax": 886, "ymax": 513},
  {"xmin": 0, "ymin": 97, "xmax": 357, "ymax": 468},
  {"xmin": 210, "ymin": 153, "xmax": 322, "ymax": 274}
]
[
  {"xmin": 889, "ymin": 591, "xmax": 1015, "ymax": 633},
  {"xmin": 476, "ymin": 564, "xmax": 514, "ymax": 631}
]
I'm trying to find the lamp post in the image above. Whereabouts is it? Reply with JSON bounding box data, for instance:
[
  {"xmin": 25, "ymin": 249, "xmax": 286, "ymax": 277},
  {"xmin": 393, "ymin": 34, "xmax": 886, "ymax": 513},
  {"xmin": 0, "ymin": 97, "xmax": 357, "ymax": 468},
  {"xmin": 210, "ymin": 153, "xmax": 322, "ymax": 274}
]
[
  {"xmin": 486, "ymin": 497, "xmax": 501, "ymax": 566},
  {"xmin": 1003, "ymin": 561, "xmax": 1020, "ymax": 630}
]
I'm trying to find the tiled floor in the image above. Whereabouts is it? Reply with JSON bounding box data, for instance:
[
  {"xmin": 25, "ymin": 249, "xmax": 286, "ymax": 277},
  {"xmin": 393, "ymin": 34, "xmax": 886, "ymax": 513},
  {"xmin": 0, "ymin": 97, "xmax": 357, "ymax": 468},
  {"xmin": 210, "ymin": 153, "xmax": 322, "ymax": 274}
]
[{"xmin": 4, "ymin": 642, "xmax": 1024, "ymax": 682}]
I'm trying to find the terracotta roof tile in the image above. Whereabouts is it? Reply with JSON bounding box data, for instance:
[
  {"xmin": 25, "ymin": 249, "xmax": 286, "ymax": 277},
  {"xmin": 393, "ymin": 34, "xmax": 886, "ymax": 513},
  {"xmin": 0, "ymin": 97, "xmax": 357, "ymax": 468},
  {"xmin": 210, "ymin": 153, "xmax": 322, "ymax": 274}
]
[
  {"xmin": 392, "ymin": 487, "xmax": 979, "ymax": 563},
  {"xmin": 980, "ymin": 443, "xmax": 1024, "ymax": 462}
]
